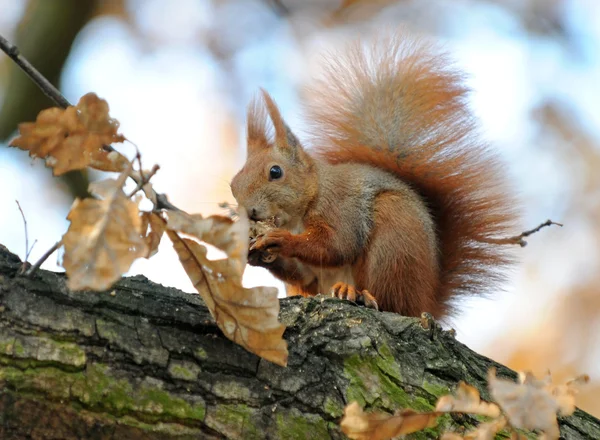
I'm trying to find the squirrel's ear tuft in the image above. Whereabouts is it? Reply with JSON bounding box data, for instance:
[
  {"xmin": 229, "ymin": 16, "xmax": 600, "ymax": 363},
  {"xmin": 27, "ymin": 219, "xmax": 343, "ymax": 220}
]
[
  {"xmin": 260, "ymin": 89, "xmax": 302, "ymax": 159},
  {"xmin": 247, "ymin": 94, "xmax": 270, "ymax": 153}
]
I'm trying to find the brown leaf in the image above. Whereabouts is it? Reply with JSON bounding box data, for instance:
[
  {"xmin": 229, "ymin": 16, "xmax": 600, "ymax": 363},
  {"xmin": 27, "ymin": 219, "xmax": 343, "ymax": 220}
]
[
  {"xmin": 10, "ymin": 92, "xmax": 128, "ymax": 175},
  {"xmin": 167, "ymin": 210, "xmax": 244, "ymax": 259},
  {"xmin": 340, "ymin": 401, "xmax": 439, "ymax": 440},
  {"xmin": 62, "ymin": 168, "xmax": 148, "ymax": 291},
  {"xmin": 167, "ymin": 210, "xmax": 288, "ymax": 366},
  {"xmin": 488, "ymin": 369, "xmax": 572, "ymax": 439},
  {"xmin": 140, "ymin": 212, "xmax": 166, "ymax": 258},
  {"xmin": 436, "ymin": 382, "xmax": 501, "ymax": 418}
]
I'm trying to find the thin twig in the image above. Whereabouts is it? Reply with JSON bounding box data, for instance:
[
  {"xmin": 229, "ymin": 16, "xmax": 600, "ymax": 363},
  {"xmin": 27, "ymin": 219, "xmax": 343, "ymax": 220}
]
[
  {"xmin": 0, "ymin": 34, "xmax": 70, "ymax": 108},
  {"xmin": 0, "ymin": 33, "xmax": 182, "ymax": 213},
  {"xmin": 15, "ymin": 200, "xmax": 30, "ymax": 263},
  {"xmin": 488, "ymin": 219, "xmax": 563, "ymax": 247},
  {"xmin": 25, "ymin": 240, "xmax": 62, "ymax": 277},
  {"xmin": 127, "ymin": 164, "xmax": 160, "ymax": 199}
]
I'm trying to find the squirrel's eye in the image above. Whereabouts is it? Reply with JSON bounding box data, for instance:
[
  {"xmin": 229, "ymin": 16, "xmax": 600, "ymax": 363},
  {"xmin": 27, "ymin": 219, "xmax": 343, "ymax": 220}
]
[{"xmin": 269, "ymin": 165, "xmax": 283, "ymax": 181}]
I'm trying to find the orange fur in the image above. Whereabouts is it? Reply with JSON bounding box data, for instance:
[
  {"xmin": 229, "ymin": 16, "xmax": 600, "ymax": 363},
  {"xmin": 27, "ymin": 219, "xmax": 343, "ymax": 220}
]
[{"xmin": 231, "ymin": 31, "xmax": 518, "ymax": 318}]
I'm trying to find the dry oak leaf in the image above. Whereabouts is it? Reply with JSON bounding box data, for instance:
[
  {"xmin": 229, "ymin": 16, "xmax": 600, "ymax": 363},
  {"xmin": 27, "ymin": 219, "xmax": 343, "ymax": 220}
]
[
  {"xmin": 10, "ymin": 92, "xmax": 128, "ymax": 175},
  {"xmin": 62, "ymin": 170, "xmax": 148, "ymax": 291},
  {"xmin": 168, "ymin": 210, "xmax": 244, "ymax": 259},
  {"xmin": 487, "ymin": 369, "xmax": 588, "ymax": 440},
  {"xmin": 167, "ymin": 210, "xmax": 287, "ymax": 367},
  {"xmin": 340, "ymin": 401, "xmax": 439, "ymax": 440},
  {"xmin": 436, "ymin": 381, "xmax": 501, "ymax": 418},
  {"xmin": 140, "ymin": 212, "xmax": 166, "ymax": 258}
]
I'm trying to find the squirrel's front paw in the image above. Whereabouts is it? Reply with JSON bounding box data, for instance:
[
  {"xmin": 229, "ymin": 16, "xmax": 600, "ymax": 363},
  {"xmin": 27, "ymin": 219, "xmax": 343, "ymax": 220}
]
[
  {"xmin": 248, "ymin": 246, "xmax": 277, "ymax": 267},
  {"xmin": 249, "ymin": 229, "xmax": 293, "ymax": 256}
]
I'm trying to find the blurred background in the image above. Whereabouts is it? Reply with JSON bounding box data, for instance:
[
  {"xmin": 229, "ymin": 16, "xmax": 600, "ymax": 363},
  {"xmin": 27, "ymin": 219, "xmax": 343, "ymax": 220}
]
[{"xmin": 1, "ymin": 0, "xmax": 599, "ymax": 416}]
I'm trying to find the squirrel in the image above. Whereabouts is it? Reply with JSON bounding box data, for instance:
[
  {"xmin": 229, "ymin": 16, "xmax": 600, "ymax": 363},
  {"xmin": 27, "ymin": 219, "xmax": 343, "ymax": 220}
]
[{"xmin": 230, "ymin": 32, "xmax": 517, "ymax": 318}]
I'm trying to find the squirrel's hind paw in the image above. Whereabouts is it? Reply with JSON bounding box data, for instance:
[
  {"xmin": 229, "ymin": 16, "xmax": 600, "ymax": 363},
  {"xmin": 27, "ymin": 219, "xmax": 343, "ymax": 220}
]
[{"xmin": 330, "ymin": 282, "xmax": 379, "ymax": 311}]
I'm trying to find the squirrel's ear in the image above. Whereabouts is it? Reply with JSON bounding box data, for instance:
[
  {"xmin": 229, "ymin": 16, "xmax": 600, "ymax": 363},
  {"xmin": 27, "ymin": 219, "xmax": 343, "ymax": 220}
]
[
  {"xmin": 246, "ymin": 94, "xmax": 270, "ymax": 154},
  {"xmin": 260, "ymin": 89, "xmax": 302, "ymax": 157}
]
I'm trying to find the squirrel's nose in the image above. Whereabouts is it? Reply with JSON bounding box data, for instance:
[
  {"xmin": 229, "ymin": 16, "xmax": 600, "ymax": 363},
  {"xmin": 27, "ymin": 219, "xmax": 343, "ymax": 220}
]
[{"xmin": 248, "ymin": 208, "xmax": 259, "ymax": 221}]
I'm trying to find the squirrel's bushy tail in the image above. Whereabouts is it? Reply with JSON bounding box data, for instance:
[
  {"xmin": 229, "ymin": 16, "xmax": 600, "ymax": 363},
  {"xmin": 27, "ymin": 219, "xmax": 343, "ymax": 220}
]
[{"xmin": 305, "ymin": 32, "xmax": 518, "ymax": 313}]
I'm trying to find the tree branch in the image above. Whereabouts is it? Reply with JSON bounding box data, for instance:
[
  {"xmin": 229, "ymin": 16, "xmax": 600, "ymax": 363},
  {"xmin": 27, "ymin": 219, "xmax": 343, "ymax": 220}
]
[
  {"xmin": 1, "ymin": 244, "xmax": 598, "ymax": 439},
  {"xmin": 0, "ymin": 34, "xmax": 70, "ymax": 109},
  {"xmin": 488, "ymin": 219, "xmax": 563, "ymax": 247}
]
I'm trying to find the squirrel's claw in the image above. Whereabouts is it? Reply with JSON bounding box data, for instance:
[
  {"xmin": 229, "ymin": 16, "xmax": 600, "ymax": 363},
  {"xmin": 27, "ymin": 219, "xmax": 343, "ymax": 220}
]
[
  {"xmin": 249, "ymin": 229, "xmax": 292, "ymax": 255},
  {"xmin": 330, "ymin": 282, "xmax": 379, "ymax": 311}
]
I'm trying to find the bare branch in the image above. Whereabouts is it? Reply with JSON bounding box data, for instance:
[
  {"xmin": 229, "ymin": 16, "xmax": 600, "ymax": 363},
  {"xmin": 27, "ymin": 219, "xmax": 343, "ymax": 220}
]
[
  {"xmin": 0, "ymin": 35, "xmax": 70, "ymax": 109},
  {"xmin": 15, "ymin": 200, "xmax": 30, "ymax": 262},
  {"xmin": 127, "ymin": 164, "xmax": 160, "ymax": 199},
  {"xmin": 488, "ymin": 219, "xmax": 563, "ymax": 247},
  {"xmin": 24, "ymin": 241, "xmax": 62, "ymax": 277}
]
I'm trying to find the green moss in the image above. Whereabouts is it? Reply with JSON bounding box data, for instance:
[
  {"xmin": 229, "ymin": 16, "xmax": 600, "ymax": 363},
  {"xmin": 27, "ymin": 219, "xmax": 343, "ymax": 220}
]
[
  {"xmin": 0, "ymin": 362, "xmax": 205, "ymax": 422},
  {"xmin": 323, "ymin": 396, "xmax": 344, "ymax": 418},
  {"xmin": 208, "ymin": 404, "xmax": 261, "ymax": 439},
  {"xmin": 274, "ymin": 409, "xmax": 329, "ymax": 440},
  {"xmin": 13, "ymin": 339, "xmax": 25, "ymax": 356},
  {"xmin": 422, "ymin": 381, "xmax": 450, "ymax": 398},
  {"xmin": 116, "ymin": 416, "xmax": 203, "ymax": 436},
  {"xmin": 212, "ymin": 380, "xmax": 252, "ymax": 400},
  {"xmin": 50, "ymin": 340, "xmax": 87, "ymax": 367},
  {"xmin": 194, "ymin": 347, "xmax": 208, "ymax": 360},
  {"xmin": 96, "ymin": 319, "xmax": 119, "ymax": 341},
  {"xmin": 343, "ymin": 345, "xmax": 433, "ymax": 412},
  {"xmin": 167, "ymin": 360, "xmax": 201, "ymax": 382},
  {"xmin": 0, "ymin": 337, "xmax": 16, "ymax": 356},
  {"xmin": 137, "ymin": 387, "xmax": 205, "ymax": 420},
  {"xmin": 0, "ymin": 332, "xmax": 85, "ymax": 367},
  {"xmin": 0, "ymin": 337, "xmax": 25, "ymax": 357}
]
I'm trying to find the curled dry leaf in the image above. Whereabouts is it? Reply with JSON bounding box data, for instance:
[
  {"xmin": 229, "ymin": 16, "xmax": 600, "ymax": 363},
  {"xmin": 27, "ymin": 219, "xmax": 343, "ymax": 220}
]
[
  {"xmin": 551, "ymin": 374, "xmax": 589, "ymax": 417},
  {"xmin": 168, "ymin": 210, "xmax": 244, "ymax": 259},
  {"xmin": 140, "ymin": 212, "xmax": 166, "ymax": 258},
  {"xmin": 62, "ymin": 168, "xmax": 148, "ymax": 291},
  {"xmin": 340, "ymin": 401, "xmax": 439, "ymax": 440},
  {"xmin": 10, "ymin": 92, "xmax": 128, "ymax": 175},
  {"xmin": 436, "ymin": 382, "xmax": 501, "ymax": 418},
  {"xmin": 487, "ymin": 368, "xmax": 588, "ymax": 440},
  {"xmin": 167, "ymin": 210, "xmax": 288, "ymax": 367}
]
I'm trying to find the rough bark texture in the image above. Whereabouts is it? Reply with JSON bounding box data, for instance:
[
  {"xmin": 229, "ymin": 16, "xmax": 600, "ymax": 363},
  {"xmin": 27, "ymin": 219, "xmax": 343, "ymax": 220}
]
[{"xmin": 0, "ymin": 244, "xmax": 598, "ymax": 440}]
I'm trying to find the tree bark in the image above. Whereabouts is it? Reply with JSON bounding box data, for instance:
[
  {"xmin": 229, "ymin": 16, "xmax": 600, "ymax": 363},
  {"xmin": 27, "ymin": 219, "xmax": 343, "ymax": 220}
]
[{"xmin": 0, "ymin": 244, "xmax": 598, "ymax": 440}]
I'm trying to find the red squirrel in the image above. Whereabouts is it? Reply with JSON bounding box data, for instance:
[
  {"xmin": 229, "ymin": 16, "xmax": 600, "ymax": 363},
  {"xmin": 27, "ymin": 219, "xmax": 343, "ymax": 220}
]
[{"xmin": 230, "ymin": 32, "xmax": 517, "ymax": 318}]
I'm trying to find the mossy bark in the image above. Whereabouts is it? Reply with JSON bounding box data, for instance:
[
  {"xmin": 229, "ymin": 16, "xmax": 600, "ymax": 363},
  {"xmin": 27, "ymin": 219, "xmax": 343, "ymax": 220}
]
[{"xmin": 0, "ymin": 245, "xmax": 598, "ymax": 439}]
